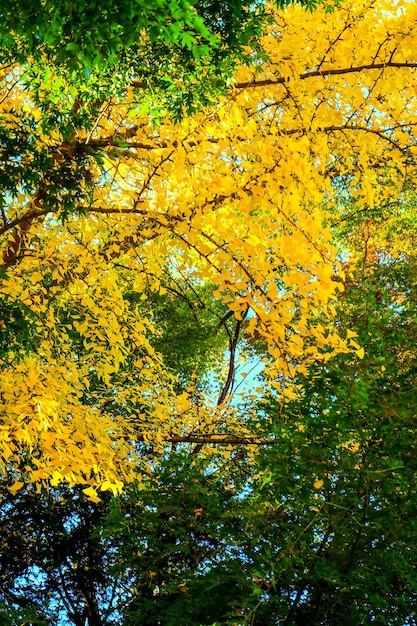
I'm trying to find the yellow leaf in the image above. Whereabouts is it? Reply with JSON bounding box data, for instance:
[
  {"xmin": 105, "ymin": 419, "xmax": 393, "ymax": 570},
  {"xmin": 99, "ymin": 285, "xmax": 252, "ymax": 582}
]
[
  {"xmin": 9, "ymin": 481, "xmax": 25, "ymax": 495},
  {"xmin": 100, "ymin": 480, "xmax": 123, "ymax": 495},
  {"xmin": 82, "ymin": 486, "xmax": 101, "ymax": 502}
]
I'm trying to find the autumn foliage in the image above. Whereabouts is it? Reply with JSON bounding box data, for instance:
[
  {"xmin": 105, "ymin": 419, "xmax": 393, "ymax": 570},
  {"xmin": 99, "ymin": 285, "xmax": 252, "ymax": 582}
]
[{"xmin": 1, "ymin": 0, "xmax": 417, "ymax": 499}]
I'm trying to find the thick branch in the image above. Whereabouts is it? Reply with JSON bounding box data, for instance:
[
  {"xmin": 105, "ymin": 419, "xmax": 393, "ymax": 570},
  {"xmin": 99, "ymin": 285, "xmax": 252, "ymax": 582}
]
[
  {"xmin": 0, "ymin": 207, "xmax": 50, "ymax": 238},
  {"xmin": 234, "ymin": 61, "xmax": 417, "ymax": 90},
  {"xmin": 128, "ymin": 62, "xmax": 417, "ymax": 101},
  {"xmin": 80, "ymin": 134, "xmax": 218, "ymax": 152},
  {"xmin": 1, "ymin": 189, "xmax": 48, "ymax": 270},
  {"xmin": 164, "ymin": 434, "xmax": 275, "ymax": 446}
]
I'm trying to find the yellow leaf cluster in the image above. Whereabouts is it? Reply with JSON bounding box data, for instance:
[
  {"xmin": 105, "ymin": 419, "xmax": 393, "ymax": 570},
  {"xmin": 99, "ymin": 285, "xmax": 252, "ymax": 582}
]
[{"xmin": 1, "ymin": 0, "xmax": 417, "ymax": 489}]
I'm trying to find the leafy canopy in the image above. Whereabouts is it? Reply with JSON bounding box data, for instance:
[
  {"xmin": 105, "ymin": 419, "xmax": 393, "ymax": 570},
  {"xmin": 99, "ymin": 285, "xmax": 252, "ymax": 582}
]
[
  {"xmin": 1, "ymin": 0, "xmax": 417, "ymax": 498},
  {"xmin": 0, "ymin": 0, "xmax": 336, "ymax": 116},
  {"xmin": 1, "ymin": 1, "xmax": 417, "ymax": 624}
]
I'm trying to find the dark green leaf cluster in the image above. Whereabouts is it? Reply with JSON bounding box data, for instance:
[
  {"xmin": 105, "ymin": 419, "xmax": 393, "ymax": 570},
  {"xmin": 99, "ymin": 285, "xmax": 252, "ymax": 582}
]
[
  {"xmin": 0, "ymin": 297, "xmax": 37, "ymax": 360},
  {"xmin": 142, "ymin": 282, "xmax": 229, "ymax": 388},
  {"xmin": 104, "ymin": 456, "xmax": 253, "ymax": 625},
  {"xmin": 0, "ymin": 454, "xmax": 252, "ymax": 626},
  {"xmin": 0, "ymin": 112, "xmax": 48, "ymax": 200},
  {"xmin": 0, "ymin": 108, "xmax": 96, "ymax": 220}
]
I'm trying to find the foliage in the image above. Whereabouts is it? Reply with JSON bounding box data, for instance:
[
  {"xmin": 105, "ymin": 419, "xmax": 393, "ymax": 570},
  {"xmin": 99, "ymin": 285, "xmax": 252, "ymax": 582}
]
[
  {"xmin": 143, "ymin": 283, "xmax": 228, "ymax": 389},
  {"xmin": 0, "ymin": 454, "xmax": 252, "ymax": 626},
  {"xmin": 0, "ymin": 0, "xmax": 335, "ymax": 116},
  {"xmin": 239, "ymin": 244, "xmax": 417, "ymax": 625},
  {"xmin": 2, "ymin": 2, "xmax": 417, "ymax": 622},
  {"xmin": 4, "ymin": 223, "xmax": 417, "ymax": 625},
  {"xmin": 0, "ymin": 297, "xmax": 36, "ymax": 360},
  {"xmin": 2, "ymin": 0, "xmax": 417, "ymax": 489}
]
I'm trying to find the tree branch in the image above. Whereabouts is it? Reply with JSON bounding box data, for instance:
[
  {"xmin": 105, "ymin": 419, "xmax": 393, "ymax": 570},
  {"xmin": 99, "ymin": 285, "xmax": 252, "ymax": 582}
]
[
  {"xmin": 164, "ymin": 433, "xmax": 276, "ymax": 446},
  {"xmin": 0, "ymin": 189, "xmax": 48, "ymax": 270},
  {"xmin": 234, "ymin": 61, "xmax": 417, "ymax": 90}
]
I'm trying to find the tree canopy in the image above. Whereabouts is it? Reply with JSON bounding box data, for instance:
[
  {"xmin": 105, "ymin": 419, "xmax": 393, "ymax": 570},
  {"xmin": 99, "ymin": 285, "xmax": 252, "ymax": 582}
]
[
  {"xmin": 1, "ymin": 0, "xmax": 368, "ymax": 493},
  {"xmin": 2, "ymin": 0, "xmax": 417, "ymax": 623},
  {"xmin": 0, "ymin": 0, "xmax": 334, "ymax": 116}
]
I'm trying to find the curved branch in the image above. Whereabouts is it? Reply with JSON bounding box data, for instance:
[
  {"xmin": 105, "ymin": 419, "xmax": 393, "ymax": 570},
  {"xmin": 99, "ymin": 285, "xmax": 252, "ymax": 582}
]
[{"xmin": 217, "ymin": 311, "xmax": 247, "ymax": 407}]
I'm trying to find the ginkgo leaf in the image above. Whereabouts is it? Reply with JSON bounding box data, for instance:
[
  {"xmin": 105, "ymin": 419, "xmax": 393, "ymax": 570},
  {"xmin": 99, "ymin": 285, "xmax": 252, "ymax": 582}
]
[
  {"xmin": 8, "ymin": 481, "xmax": 25, "ymax": 495},
  {"xmin": 82, "ymin": 486, "xmax": 101, "ymax": 502}
]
